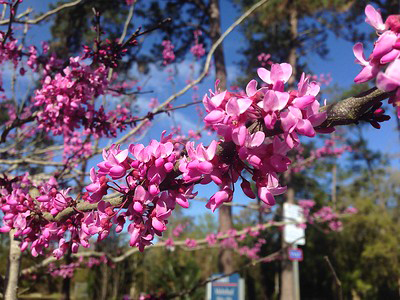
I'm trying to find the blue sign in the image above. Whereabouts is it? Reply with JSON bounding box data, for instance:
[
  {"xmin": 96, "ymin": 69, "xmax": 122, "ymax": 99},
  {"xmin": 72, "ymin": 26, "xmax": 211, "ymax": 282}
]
[
  {"xmin": 207, "ymin": 273, "xmax": 244, "ymax": 300},
  {"xmin": 288, "ymin": 248, "xmax": 303, "ymax": 261}
]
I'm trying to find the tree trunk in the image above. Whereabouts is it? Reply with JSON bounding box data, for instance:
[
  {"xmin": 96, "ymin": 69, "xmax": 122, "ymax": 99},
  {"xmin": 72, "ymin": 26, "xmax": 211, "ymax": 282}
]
[
  {"xmin": 280, "ymin": 2, "xmax": 298, "ymax": 299},
  {"xmin": 100, "ymin": 263, "xmax": 108, "ymax": 300},
  {"xmin": 4, "ymin": 230, "xmax": 21, "ymax": 300},
  {"xmin": 287, "ymin": 3, "xmax": 298, "ymax": 87},
  {"xmin": 208, "ymin": 0, "xmax": 233, "ymax": 274},
  {"xmin": 60, "ymin": 248, "xmax": 72, "ymax": 300}
]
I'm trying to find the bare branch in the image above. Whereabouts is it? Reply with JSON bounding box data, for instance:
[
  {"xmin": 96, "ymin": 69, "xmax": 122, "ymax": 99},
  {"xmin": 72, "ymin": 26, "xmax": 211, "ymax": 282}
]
[{"xmin": 0, "ymin": 0, "xmax": 82, "ymax": 25}]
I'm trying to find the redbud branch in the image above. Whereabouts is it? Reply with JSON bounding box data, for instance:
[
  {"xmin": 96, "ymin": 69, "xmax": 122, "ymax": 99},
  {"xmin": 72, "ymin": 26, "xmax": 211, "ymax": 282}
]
[
  {"xmin": 316, "ymin": 87, "xmax": 391, "ymax": 128},
  {"xmin": 120, "ymin": 18, "xmax": 172, "ymax": 50},
  {"xmin": 119, "ymin": 1, "xmax": 135, "ymax": 45},
  {"xmin": 0, "ymin": 0, "xmax": 83, "ymax": 25},
  {"xmin": 0, "ymin": 158, "xmax": 64, "ymax": 166},
  {"xmin": 1, "ymin": 0, "xmax": 19, "ymax": 46},
  {"xmin": 123, "ymin": 100, "xmax": 203, "ymax": 125},
  {"xmin": 0, "ymin": 112, "xmax": 37, "ymax": 144},
  {"xmin": 107, "ymin": 88, "xmax": 154, "ymax": 95}
]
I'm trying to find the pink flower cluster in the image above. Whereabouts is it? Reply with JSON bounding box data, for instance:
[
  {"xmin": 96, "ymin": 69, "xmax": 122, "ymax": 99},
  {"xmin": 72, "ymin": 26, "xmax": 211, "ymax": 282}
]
[
  {"xmin": 190, "ymin": 30, "xmax": 206, "ymax": 59},
  {"xmin": 298, "ymin": 200, "xmax": 357, "ymax": 232},
  {"xmin": 257, "ymin": 52, "xmax": 273, "ymax": 66},
  {"xmin": 47, "ymin": 255, "xmax": 111, "ymax": 278},
  {"xmin": 33, "ymin": 56, "xmax": 109, "ymax": 136},
  {"xmin": 161, "ymin": 40, "xmax": 175, "ymax": 65},
  {"xmin": 354, "ymin": 5, "xmax": 400, "ymax": 116},
  {"xmin": 202, "ymin": 63, "xmax": 327, "ymax": 207},
  {"xmin": 1, "ymin": 63, "xmax": 332, "ymax": 256},
  {"xmin": 309, "ymin": 73, "xmax": 332, "ymax": 86},
  {"xmin": 291, "ymin": 137, "xmax": 352, "ymax": 173}
]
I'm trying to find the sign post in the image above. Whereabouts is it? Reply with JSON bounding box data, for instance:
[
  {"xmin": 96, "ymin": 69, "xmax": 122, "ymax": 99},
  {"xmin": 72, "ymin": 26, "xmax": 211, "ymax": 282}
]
[{"xmin": 283, "ymin": 203, "xmax": 305, "ymax": 300}]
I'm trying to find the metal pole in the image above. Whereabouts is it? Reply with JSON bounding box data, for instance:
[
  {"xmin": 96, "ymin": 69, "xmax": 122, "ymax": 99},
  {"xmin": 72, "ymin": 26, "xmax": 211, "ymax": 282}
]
[{"xmin": 293, "ymin": 245, "xmax": 300, "ymax": 300}]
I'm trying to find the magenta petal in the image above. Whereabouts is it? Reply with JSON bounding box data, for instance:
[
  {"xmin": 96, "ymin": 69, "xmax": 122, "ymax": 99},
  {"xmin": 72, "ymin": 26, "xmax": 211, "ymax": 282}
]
[
  {"xmin": 280, "ymin": 111, "xmax": 298, "ymax": 133},
  {"xmin": 263, "ymin": 90, "xmax": 278, "ymax": 112},
  {"xmin": 115, "ymin": 149, "xmax": 129, "ymax": 163},
  {"xmin": 134, "ymin": 185, "xmax": 147, "ymax": 201},
  {"xmin": 258, "ymin": 187, "xmax": 276, "ymax": 206},
  {"xmin": 354, "ymin": 65, "xmax": 378, "ymax": 83},
  {"xmin": 372, "ymin": 31, "xmax": 397, "ymax": 59},
  {"xmin": 206, "ymin": 140, "xmax": 217, "ymax": 160},
  {"xmin": 176, "ymin": 195, "xmax": 189, "ymax": 208},
  {"xmin": 248, "ymin": 131, "xmax": 265, "ymax": 148},
  {"xmin": 86, "ymin": 183, "xmax": 100, "ymax": 193},
  {"xmin": 264, "ymin": 113, "xmax": 276, "ymax": 129},
  {"xmin": 365, "ymin": 4, "xmax": 385, "ymax": 31},
  {"xmin": 129, "ymin": 227, "xmax": 140, "ymax": 246},
  {"xmin": 210, "ymin": 91, "xmax": 226, "ymax": 108},
  {"xmin": 133, "ymin": 201, "xmax": 144, "ymax": 213},
  {"xmin": 204, "ymin": 109, "xmax": 225, "ymax": 124},
  {"xmin": 380, "ymin": 49, "xmax": 400, "ymax": 64},
  {"xmin": 308, "ymin": 112, "xmax": 327, "ymax": 127},
  {"xmin": 226, "ymin": 98, "xmax": 240, "ymax": 116},
  {"xmin": 279, "ymin": 63, "xmax": 293, "ymax": 82},
  {"xmin": 109, "ymin": 165, "xmax": 126, "ymax": 179},
  {"xmin": 197, "ymin": 161, "xmax": 213, "ymax": 174},
  {"xmin": 377, "ymin": 72, "xmax": 400, "ymax": 91},
  {"xmin": 246, "ymin": 79, "xmax": 258, "ymax": 97},
  {"xmin": 232, "ymin": 126, "xmax": 247, "ymax": 146},
  {"xmin": 257, "ymin": 67, "xmax": 271, "ymax": 84},
  {"xmin": 237, "ymin": 98, "xmax": 253, "ymax": 114},
  {"xmin": 353, "ymin": 43, "xmax": 368, "ymax": 65},
  {"xmin": 293, "ymin": 95, "xmax": 315, "ymax": 109},
  {"xmin": 296, "ymin": 119, "xmax": 315, "ymax": 137}
]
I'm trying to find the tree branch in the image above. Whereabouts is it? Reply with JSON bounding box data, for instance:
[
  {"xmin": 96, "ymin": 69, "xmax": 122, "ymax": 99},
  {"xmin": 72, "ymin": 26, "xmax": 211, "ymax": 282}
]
[
  {"xmin": 0, "ymin": 0, "xmax": 82, "ymax": 25},
  {"xmin": 316, "ymin": 87, "xmax": 391, "ymax": 128}
]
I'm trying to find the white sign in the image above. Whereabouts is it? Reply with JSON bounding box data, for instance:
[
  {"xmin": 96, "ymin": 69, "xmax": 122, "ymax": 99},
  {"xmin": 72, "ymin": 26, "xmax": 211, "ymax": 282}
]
[{"xmin": 283, "ymin": 203, "xmax": 305, "ymax": 245}]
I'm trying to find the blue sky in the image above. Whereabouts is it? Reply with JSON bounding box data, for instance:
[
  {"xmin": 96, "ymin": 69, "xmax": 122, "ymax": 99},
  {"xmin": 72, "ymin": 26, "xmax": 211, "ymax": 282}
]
[{"xmin": 6, "ymin": 0, "xmax": 400, "ymax": 221}]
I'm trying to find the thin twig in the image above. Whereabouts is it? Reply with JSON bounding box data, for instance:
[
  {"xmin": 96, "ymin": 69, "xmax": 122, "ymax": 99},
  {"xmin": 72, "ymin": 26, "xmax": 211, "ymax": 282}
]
[
  {"xmin": 0, "ymin": 0, "xmax": 82, "ymax": 25},
  {"xmin": 123, "ymin": 100, "xmax": 203, "ymax": 125},
  {"xmin": 324, "ymin": 256, "xmax": 343, "ymax": 300},
  {"xmin": 2, "ymin": 0, "xmax": 19, "ymax": 46}
]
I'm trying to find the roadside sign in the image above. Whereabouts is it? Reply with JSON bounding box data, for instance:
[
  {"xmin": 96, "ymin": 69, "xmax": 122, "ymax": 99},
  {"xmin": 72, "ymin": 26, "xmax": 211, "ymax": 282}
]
[
  {"xmin": 288, "ymin": 248, "xmax": 303, "ymax": 261},
  {"xmin": 206, "ymin": 273, "xmax": 245, "ymax": 300},
  {"xmin": 283, "ymin": 203, "xmax": 306, "ymax": 245}
]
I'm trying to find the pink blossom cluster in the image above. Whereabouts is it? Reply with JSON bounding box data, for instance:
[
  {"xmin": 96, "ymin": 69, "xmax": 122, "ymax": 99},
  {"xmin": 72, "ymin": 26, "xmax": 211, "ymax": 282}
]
[
  {"xmin": 291, "ymin": 137, "xmax": 352, "ymax": 173},
  {"xmin": 354, "ymin": 5, "xmax": 400, "ymax": 116},
  {"xmin": 83, "ymin": 37, "xmax": 129, "ymax": 69},
  {"xmin": 2, "ymin": 62, "xmax": 333, "ymax": 256},
  {"xmin": 83, "ymin": 136, "xmax": 200, "ymax": 251},
  {"xmin": 190, "ymin": 30, "xmax": 206, "ymax": 59},
  {"xmin": 298, "ymin": 200, "xmax": 357, "ymax": 231},
  {"xmin": 0, "ymin": 174, "xmax": 115, "ymax": 258},
  {"xmin": 202, "ymin": 63, "xmax": 328, "ymax": 208},
  {"xmin": 0, "ymin": 32, "xmax": 20, "ymax": 67},
  {"xmin": 161, "ymin": 40, "xmax": 175, "ymax": 65},
  {"xmin": 48, "ymin": 262, "xmax": 78, "ymax": 278},
  {"xmin": 172, "ymin": 222, "xmax": 187, "ymax": 237},
  {"xmin": 63, "ymin": 131, "xmax": 93, "ymax": 163},
  {"xmin": 309, "ymin": 73, "xmax": 332, "ymax": 86},
  {"xmin": 257, "ymin": 52, "xmax": 273, "ymax": 66},
  {"xmin": 33, "ymin": 56, "xmax": 111, "ymax": 137},
  {"xmin": 47, "ymin": 255, "xmax": 111, "ymax": 278},
  {"xmin": 0, "ymin": 174, "xmax": 73, "ymax": 257}
]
